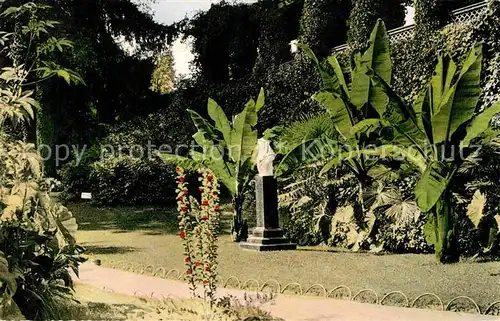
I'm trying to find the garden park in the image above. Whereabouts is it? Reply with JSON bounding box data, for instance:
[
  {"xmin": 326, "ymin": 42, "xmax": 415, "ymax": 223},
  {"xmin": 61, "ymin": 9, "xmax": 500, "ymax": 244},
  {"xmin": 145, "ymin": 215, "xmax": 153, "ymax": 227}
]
[{"xmin": 1, "ymin": 0, "xmax": 500, "ymax": 319}]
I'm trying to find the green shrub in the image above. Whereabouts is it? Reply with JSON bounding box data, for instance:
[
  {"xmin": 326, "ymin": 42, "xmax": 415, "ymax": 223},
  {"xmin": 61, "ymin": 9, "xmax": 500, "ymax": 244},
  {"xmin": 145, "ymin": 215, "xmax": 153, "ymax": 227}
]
[
  {"xmin": 88, "ymin": 155, "xmax": 176, "ymax": 206},
  {"xmin": 0, "ymin": 221, "xmax": 85, "ymax": 320},
  {"xmin": 58, "ymin": 145, "xmax": 101, "ymax": 201}
]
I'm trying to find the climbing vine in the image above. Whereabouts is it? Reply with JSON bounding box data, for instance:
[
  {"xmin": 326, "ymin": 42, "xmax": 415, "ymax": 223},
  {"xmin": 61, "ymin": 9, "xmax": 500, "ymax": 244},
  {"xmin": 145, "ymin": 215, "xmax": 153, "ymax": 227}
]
[{"xmin": 298, "ymin": 0, "xmax": 351, "ymax": 59}]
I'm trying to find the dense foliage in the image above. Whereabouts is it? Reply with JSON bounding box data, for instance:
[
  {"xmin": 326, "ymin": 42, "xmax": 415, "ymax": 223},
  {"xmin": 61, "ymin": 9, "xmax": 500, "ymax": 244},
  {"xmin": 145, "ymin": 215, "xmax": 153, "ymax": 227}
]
[
  {"xmin": 347, "ymin": 0, "xmax": 408, "ymax": 49},
  {"xmin": 279, "ymin": 12, "xmax": 500, "ymax": 263}
]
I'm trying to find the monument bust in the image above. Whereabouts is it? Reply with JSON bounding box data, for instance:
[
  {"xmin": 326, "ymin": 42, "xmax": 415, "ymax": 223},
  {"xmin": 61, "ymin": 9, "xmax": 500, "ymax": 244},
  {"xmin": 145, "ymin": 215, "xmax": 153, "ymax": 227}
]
[
  {"xmin": 255, "ymin": 138, "xmax": 275, "ymax": 176},
  {"xmin": 240, "ymin": 137, "xmax": 296, "ymax": 251}
]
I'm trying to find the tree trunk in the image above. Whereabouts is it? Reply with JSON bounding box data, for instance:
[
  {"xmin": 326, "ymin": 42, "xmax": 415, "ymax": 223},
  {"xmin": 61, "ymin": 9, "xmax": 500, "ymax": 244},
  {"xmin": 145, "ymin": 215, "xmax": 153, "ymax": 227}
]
[
  {"xmin": 232, "ymin": 194, "xmax": 248, "ymax": 242},
  {"xmin": 426, "ymin": 190, "xmax": 459, "ymax": 263}
]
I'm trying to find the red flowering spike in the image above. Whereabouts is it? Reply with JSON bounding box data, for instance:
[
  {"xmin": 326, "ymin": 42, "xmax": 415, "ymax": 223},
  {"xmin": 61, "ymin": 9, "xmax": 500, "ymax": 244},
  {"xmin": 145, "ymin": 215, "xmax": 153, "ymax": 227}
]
[
  {"xmin": 204, "ymin": 266, "xmax": 210, "ymax": 272},
  {"xmin": 207, "ymin": 175, "xmax": 212, "ymax": 182},
  {"xmin": 201, "ymin": 216, "xmax": 208, "ymax": 221},
  {"xmin": 202, "ymin": 200, "xmax": 208, "ymax": 206},
  {"xmin": 179, "ymin": 231, "xmax": 186, "ymax": 239},
  {"xmin": 203, "ymin": 280, "xmax": 209, "ymax": 284},
  {"xmin": 214, "ymin": 204, "xmax": 220, "ymax": 211},
  {"xmin": 178, "ymin": 177, "xmax": 185, "ymax": 183},
  {"xmin": 176, "ymin": 166, "xmax": 181, "ymax": 172},
  {"xmin": 185, "ymin": 270, "xmax": 192, "ymax": 275},
  {"xmin": 184, "ymin": 190, "xmax": 189, "ymax": 195},
  {"xmin": 184, "ymin": 257, "xmax": 191, "ymax": 263},
  {"xmin": 195, "ymin": 261, "xmax": 201, "ymax": 267}
]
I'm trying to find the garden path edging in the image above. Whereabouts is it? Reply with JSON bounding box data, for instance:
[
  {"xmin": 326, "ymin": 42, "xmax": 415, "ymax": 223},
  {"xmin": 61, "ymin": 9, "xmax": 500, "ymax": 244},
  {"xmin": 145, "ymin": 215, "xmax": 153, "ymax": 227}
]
[{"xmin": 73, "ymin": 263, "xmax": 498, "ymax": 321}]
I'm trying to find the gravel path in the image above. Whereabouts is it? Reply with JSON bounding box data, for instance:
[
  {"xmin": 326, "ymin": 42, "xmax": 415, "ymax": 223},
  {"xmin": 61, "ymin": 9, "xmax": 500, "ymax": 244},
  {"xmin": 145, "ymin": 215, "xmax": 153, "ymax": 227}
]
[{"xmin": 74, "ymin": 263, "xmax": 499, "ymax": 321}]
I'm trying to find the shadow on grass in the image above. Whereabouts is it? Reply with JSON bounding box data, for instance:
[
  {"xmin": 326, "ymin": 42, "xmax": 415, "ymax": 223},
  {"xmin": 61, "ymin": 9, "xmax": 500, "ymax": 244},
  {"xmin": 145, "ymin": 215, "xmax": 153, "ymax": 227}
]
[
  {"xmin": 70, "ymin": 203, "xmax": 179, "ymax": 234},
  {"xmin": 70, "ymin": 202, "xmax": 235, "ymax": 236},
  {"xmin": 85, "ymin": 245, "xmax": 137, "ymax": 255}
]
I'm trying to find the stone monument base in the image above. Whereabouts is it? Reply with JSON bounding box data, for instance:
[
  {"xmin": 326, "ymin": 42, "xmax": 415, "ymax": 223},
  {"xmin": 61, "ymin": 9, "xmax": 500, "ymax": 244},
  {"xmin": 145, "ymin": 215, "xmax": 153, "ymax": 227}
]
[{"xmin": 239, "ymin": 227, "xmax": 297, "ymax": 251}]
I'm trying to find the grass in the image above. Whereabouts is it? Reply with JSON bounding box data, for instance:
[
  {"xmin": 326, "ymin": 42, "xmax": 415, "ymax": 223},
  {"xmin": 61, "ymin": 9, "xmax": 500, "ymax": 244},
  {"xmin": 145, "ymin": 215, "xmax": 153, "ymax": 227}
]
[
  {"xmin": 70, "ymin": 202, "xmax": 500, "ymax": 310},
  {"xmin": 59, "ymin": 283, "xmax": 153, "ymax": 320}
]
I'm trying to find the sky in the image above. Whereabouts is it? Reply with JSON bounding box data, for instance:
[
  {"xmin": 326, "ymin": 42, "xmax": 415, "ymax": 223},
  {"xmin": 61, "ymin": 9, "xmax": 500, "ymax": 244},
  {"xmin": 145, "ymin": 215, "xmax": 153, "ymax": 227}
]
[{"xmin": 149, "ymin": 1, "xmax": 415, "ymax": 77}]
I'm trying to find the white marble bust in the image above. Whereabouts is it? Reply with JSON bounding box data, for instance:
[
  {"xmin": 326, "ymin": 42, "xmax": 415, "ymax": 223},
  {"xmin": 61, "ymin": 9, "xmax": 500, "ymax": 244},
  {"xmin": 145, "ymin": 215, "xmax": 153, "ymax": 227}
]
[{"xmin": 255, "ymin": 138, "xmax": 275, "ymax": 176}]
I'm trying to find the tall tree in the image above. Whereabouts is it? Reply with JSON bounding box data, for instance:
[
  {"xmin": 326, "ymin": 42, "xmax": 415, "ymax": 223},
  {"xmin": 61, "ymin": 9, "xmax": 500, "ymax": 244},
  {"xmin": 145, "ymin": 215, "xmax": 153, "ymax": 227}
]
[
  {"xmin": 185, "ymin": 2, "xmax": 260, "ymax": 84},
  {"xmin": 0, "ymin": 0, "xmax": 176, "ymax": 173}
]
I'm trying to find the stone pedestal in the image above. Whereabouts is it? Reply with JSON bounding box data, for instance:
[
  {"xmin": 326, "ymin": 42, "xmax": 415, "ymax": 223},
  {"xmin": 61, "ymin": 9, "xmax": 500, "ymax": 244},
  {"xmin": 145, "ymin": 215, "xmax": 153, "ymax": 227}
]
[{"xmin": 240, "ymin": 176, "xmax": 296, "ymax": 251}]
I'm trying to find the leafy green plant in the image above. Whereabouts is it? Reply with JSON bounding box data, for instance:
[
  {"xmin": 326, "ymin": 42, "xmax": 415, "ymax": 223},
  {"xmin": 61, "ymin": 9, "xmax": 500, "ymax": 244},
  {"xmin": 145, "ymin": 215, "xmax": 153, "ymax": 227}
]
[
  {"xmin": 0, "ymin": 3, "xmax": 85, "ymax": 319},
  {"xmin": 160, "ymin": 90, "xmax": 266, "ymax": 242}
]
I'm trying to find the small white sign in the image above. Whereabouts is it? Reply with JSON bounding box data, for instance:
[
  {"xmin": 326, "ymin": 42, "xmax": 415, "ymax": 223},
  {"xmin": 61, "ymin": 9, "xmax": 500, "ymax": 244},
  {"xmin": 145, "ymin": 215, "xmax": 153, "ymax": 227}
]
[{"xmin": 81, "ymin": 192, "xmax": 92, "ymax": 200}]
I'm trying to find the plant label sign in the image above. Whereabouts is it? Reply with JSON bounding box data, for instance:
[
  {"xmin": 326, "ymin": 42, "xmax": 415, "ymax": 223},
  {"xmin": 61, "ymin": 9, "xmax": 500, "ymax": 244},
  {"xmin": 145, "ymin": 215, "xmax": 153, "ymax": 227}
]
[{"xmin": 81, "ymin": 192, "xmax": 92, "ymax": 200}]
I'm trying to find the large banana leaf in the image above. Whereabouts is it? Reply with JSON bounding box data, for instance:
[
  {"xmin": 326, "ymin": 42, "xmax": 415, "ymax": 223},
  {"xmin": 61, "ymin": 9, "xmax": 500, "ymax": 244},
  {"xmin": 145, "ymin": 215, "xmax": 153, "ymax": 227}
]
[
  {"xmin": 207, "ymin": 98, "xmax": 231, "ymax": 144},
  {"xmin": 158, "ymin": 153, "xmax": 200, "ymax": 171},
  {"xmin": 461, "ymin": 100, "xmax": 500, "ymax": 147},
  {"xmin": 326, "ymin": 55, "xmax": 349, "ymax": 97},
  {"xmin": 415, "ymin": 161, "xmax": 450, "ymax": 212},
  {"xmin": 277, "ymin": 137, "xmax": 337, "ymax": 176},
  {"xmin": 430, "ymin": 54, "xmax": 457, "ymax": 113},
  {"xmin": 312, "ymin": 91, "xmax": 353, "ymax": 138},
  {"xmin": 351, "ymin": 20, "xmax": 391, "ymax": 116},
  {"xmin": 229, "ymin": 99, "xmax": 258, "ymax": 173},
  {"xmin": 350, "ymin": 118, "xmax": 387, "ymax": 137},
  {"xmin": 298, "ymin": 44, "xmax": 342, "ymax": 94},
  {"xmin": 431, "ymin": 43, "xmax": 482, "ymax": 144},
  {"xmin": 320, "ymin": 144, "xmax": 427, "ymax": 175},
  {"xmin": 187, "ymin": 109, "xmax": 219, "ymax": 141},
  {"xmin": 369, "ymin": 71, "xmax": 427, "ymax": 147}
]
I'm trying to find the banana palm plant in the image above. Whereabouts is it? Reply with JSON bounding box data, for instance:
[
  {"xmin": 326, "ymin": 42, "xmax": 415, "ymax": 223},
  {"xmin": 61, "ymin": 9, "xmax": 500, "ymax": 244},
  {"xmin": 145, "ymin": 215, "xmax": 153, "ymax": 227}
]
[
  {"xmin": 277, "ymin": 21, "xmax": 400, "ymax": 243},
  {"xmin": 159, "ymin": 90, "xmax": 265, "ymax": 242},
  {"xmin": 369, "ymin": 43, "xmax": 500, "ymax": 262}
]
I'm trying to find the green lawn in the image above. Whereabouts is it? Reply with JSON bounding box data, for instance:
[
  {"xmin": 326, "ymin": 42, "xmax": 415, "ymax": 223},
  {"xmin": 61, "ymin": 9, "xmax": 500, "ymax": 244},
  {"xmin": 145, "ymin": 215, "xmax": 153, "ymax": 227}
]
[{"xmin": 70, "ymin": 202, "xmax": 500, "ymax": 310}]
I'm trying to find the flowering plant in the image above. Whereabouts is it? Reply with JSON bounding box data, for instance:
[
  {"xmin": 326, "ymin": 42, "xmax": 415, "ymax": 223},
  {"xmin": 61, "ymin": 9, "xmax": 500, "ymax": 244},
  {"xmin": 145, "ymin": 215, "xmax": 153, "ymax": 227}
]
[{"xmin": 176, "ymin": 166, "xmax": 221, "ymax": 305}]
